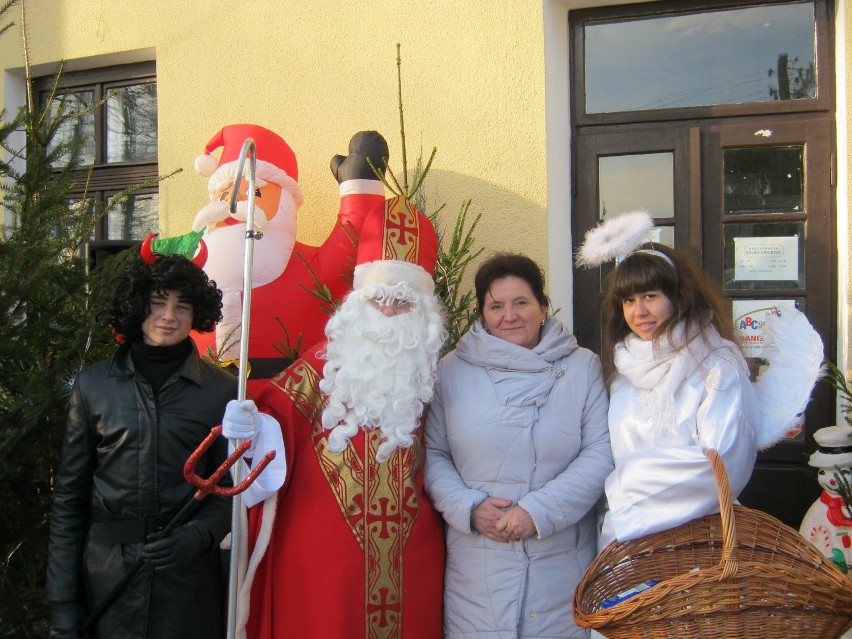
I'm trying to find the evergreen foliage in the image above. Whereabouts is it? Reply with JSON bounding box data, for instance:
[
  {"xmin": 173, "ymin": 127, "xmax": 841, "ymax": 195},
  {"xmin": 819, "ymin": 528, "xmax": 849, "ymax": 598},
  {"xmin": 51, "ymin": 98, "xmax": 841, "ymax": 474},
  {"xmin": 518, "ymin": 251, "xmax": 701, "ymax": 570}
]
[
  {"xmin": 380, "ymin": 44, "xmax": 482, "ymax": 355},
  {"xmin": 430, "ymin": 199, "xmax": 482, "ymax": 355},
  {"xmin": 0, "ymin": 66, "xmax": 121, "ymax": 636},
  {"xmin": 0, "ymin": 6, "xmax": 161, "ymax": 631}
]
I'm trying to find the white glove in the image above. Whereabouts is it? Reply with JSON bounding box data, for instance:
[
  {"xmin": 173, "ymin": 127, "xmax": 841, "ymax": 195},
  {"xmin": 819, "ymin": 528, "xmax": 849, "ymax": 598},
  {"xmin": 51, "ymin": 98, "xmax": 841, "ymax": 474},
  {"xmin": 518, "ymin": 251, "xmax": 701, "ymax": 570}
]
[{"xmin": 222, "ymin": 399, "xmax": 260, "ymax": 441}]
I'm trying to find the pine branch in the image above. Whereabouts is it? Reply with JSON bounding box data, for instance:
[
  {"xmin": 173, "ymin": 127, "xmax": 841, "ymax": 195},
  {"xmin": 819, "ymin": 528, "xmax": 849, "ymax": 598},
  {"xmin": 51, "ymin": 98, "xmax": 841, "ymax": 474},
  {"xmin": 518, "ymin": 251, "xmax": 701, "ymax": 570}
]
[
  {"xmin": 389, "ymin": 45, "xmax": 481, "ymax": 354},
  {"xmin": 834, "ymin": 469, "xmax": 852, "ymax": 513},
  {"xmin": 824, "ymin": 361, "xmax": 852, "ymax": 424},
  {"xmin": 396, "ymin": 43, "xmax": 408, "ymax": 194},
  {"xmin": 272, "ymin": 316, "xmax": 303, "ymax": 362}
]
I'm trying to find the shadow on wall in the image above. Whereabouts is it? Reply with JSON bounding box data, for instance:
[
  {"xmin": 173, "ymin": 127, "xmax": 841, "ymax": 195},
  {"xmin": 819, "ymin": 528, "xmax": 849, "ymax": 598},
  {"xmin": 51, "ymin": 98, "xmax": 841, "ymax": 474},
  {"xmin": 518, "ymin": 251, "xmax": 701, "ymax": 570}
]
[{"xmin": 420, "ymin": 167, "xmax": 548, "ymax": 265}]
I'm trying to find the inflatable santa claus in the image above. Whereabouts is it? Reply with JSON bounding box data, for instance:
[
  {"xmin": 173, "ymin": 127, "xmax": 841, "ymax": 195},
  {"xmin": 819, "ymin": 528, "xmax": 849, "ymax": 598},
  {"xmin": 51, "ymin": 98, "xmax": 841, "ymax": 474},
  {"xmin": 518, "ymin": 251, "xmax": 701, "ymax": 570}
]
[{"xmin": 188, "ymin": 124, "xmax": 388, "ymax": 391}]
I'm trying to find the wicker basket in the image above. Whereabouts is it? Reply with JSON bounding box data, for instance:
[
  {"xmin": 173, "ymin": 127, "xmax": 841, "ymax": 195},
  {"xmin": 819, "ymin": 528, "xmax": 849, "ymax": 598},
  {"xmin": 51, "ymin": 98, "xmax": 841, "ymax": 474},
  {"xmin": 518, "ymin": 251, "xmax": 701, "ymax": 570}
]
[{"xmin": 573, "ymin": 449, "xmax": 852, "ymax": 639}]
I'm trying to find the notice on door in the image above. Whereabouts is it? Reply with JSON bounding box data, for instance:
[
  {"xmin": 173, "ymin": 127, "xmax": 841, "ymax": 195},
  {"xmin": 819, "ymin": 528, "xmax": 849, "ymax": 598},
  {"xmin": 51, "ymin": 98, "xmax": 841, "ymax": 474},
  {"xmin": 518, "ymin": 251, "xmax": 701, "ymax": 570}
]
[
  {"xmin": 733, "ymin": 236, "xmax": 798, "ymax": 281},
  {"xmin": 733, "ymin": 299, "xmax": 803, "ymax": 440}
]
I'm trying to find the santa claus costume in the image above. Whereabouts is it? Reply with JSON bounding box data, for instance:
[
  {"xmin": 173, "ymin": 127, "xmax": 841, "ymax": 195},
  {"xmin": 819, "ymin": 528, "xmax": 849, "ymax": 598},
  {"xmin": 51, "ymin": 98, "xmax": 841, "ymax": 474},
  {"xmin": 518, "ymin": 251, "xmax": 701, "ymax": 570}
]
[{"xmin": 237, "ymin": 197, "xmax": 446, "ymax": 639}]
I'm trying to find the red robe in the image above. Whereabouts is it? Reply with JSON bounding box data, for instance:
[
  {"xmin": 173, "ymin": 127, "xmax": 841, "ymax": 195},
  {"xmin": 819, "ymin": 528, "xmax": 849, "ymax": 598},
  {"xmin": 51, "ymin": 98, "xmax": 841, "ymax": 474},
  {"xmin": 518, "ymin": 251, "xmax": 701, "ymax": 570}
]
[{"xmin": 245, "ymin": 345, "xmax": 445, "ymax": 639}]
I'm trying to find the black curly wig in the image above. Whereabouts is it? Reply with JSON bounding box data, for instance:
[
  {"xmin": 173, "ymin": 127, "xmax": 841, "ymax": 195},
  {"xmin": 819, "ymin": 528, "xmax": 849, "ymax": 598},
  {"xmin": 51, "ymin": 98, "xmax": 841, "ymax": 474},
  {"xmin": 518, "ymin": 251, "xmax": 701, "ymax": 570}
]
[{"xmin": 106, "ymin": 253, "xmax": 223, "ymax": 342}]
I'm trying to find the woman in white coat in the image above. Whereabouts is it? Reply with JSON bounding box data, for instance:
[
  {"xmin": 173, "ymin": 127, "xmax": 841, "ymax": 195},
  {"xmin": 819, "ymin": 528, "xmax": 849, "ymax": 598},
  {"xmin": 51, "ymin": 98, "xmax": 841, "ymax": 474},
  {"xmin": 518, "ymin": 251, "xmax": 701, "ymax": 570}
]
[{"xmin": 425, "ymin": 253, "xmax": 613, "ymax": 639}]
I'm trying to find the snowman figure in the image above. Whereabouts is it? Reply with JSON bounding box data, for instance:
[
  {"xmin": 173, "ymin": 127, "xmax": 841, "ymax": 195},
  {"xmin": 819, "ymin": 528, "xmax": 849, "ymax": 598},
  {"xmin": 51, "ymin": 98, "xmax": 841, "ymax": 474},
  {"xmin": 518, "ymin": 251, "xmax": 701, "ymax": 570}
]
[{"xmin": 799, "ymin": 425, "xmax": 852, "ymax": 574}]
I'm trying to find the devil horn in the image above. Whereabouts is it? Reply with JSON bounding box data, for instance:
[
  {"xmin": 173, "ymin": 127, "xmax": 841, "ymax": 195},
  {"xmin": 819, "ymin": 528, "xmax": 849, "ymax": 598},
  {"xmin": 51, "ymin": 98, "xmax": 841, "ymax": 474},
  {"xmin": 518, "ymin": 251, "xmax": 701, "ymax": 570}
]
[
  {"xmin": 140, "ymin": 233, "xmax": 160, "ymax": 264},
  {"xmin": 191, "ymin": 238, "xmax": 208, "ymax": 268}
]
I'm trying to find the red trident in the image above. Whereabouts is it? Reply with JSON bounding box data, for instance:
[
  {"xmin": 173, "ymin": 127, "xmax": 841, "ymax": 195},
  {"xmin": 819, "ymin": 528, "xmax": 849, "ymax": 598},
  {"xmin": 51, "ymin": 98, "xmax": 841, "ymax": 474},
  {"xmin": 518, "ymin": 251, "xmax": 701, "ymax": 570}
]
[{"xmin": 183, "ymin": 425, "xmax": 277, "ymax": 497}]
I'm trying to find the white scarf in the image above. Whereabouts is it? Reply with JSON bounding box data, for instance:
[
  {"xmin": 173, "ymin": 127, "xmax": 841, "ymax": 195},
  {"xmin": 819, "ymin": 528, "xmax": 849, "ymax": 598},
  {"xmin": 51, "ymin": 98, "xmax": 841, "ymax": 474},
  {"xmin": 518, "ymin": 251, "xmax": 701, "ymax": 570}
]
[{"xmin": 614, "ymin": 323, "xmax": 747, "ymax": 434}]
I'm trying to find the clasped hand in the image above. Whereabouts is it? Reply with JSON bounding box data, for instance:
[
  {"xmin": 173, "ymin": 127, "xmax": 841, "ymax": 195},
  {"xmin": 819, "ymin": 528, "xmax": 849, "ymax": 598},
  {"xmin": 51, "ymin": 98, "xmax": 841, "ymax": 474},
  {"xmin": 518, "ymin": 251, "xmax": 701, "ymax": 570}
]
[{"xmin": 472, "ymin": 498, "xmax": 535, "ymax": 543}]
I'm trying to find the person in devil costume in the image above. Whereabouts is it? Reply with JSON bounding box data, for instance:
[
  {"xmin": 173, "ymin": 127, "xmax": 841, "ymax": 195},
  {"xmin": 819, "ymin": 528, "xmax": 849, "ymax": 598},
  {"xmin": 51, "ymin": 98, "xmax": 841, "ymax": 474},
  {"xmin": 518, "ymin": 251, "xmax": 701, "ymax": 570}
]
[{"xmin": 47, "ymin": 251, "xmax": 237, "ymax": 639}]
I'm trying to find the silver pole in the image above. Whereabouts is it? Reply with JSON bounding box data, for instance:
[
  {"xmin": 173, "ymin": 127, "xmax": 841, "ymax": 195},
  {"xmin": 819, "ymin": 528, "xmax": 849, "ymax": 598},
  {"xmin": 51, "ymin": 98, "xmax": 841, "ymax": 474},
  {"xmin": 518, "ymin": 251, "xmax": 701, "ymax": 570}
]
[{"xmin": 225, "ymin": 137, "xmax": 259, "ymax": 639}]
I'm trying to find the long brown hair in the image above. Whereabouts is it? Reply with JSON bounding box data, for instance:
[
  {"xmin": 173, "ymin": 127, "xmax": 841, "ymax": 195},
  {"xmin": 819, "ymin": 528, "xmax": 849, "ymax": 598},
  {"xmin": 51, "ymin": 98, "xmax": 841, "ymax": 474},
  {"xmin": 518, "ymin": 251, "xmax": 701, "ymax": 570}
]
[{"xmin": 600, "ymin": 243, "xmax": 739, "ymax": 383}]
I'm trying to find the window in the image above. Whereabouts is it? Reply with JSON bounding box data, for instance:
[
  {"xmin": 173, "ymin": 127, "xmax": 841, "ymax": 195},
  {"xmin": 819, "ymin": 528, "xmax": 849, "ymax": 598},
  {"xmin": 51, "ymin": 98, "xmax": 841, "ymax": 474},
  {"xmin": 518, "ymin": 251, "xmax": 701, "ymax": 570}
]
[
  {"xmin": 35, "ymin": 61, "xmax": 159, "ymax": 241},
  {"xmin": 583, "ymin": 2, "xmax": 817, "ymax": 114},
  {"xmin": 573, "ymin": 0, "xmax": 832, "ymax": 126}
]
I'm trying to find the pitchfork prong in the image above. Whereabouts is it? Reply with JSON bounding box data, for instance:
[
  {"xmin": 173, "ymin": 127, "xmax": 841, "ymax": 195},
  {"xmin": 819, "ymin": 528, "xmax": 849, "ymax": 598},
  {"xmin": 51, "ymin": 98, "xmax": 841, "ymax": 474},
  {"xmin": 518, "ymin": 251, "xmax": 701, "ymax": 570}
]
[
  {"xmin": 183, "ymin": 425, "xmax": 276, "ymax": 499},
  {"xmin": 212, "ymin": 449, "xmax": 277, "ymax": 497}
]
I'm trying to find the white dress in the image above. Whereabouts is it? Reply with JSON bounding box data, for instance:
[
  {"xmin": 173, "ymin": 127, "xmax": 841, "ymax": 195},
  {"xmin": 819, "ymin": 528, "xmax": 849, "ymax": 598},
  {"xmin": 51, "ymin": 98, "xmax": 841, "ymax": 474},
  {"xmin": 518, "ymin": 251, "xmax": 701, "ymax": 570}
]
[{"xmin": 600, "ymin": 328, "xmax": 758, "ymax": 547}]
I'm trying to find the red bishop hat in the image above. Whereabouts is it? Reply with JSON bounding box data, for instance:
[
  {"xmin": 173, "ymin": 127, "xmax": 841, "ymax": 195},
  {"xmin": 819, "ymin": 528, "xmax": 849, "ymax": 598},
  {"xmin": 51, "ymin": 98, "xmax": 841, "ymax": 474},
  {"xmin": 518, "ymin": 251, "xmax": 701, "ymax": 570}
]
[
  {"xmin": 353, "ymin": 196, "xmax": 438, "ymax": 295},
  {"xmin": 193, "ymin": 123, "xmax": 303, "ymax": 206}
]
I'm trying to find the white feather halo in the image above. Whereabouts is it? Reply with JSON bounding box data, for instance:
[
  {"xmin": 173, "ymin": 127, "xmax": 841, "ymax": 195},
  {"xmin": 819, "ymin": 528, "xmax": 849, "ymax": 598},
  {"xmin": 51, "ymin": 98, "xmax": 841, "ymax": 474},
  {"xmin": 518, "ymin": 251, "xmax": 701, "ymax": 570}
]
[{"xmin": 575, "ymin": 209, "xmax": 655, "ymax": 268}]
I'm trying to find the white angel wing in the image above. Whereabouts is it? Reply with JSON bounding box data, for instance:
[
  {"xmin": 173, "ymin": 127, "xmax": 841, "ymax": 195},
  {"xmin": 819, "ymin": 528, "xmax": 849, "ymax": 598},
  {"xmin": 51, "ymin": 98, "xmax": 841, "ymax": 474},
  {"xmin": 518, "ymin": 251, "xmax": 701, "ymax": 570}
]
[{"xmin": 753, "ymin": 306, "xmax": 824, "ymax": 449}]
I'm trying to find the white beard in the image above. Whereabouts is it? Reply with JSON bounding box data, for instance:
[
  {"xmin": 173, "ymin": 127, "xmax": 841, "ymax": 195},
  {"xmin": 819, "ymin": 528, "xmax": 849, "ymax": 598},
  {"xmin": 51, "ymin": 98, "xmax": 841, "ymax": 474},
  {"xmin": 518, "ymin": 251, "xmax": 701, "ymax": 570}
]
[
  {"xmin": 197, "ymin": 198, "xmax": 297, "ymax": 292},
  {"xmin": 320, "ymin": 289, "xmax": 445, "ymax": 462}
]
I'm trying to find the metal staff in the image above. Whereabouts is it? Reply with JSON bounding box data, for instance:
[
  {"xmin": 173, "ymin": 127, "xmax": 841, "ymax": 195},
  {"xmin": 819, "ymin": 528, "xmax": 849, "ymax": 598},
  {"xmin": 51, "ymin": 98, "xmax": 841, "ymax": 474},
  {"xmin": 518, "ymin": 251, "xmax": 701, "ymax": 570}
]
[{"xmin": 226, "ymin": 137, "xmax": 261, "ymax": 639}]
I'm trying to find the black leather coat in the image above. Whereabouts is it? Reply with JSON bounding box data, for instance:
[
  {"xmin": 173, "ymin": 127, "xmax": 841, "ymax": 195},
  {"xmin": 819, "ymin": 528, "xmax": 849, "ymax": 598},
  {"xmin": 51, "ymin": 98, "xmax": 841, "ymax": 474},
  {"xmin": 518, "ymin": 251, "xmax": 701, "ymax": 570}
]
[{"xmin": 47, "ymin": 342, "xmax": 237, "ymax": 639}]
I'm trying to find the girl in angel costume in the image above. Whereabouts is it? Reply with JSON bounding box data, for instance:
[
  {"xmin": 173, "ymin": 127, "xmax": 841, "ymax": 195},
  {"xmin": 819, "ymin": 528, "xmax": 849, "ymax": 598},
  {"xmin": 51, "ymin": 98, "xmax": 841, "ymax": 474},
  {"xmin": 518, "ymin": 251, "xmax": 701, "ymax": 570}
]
[{"xmin": 576, "ymin": 211, "xmax": 823, "ymax": 548}]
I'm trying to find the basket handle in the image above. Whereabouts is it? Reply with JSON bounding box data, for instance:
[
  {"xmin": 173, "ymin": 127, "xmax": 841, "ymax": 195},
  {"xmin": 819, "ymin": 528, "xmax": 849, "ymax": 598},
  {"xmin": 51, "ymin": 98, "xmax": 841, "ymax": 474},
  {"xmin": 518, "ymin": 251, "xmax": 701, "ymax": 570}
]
[{"xmin": 705, "ymin": 448, "xmax": 739, "ymax": 581}]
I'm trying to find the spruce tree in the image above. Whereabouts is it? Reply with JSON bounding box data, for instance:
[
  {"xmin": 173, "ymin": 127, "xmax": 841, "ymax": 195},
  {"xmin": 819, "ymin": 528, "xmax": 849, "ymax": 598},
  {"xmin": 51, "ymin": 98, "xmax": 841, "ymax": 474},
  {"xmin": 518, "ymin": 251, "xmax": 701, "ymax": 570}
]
[{"xmin": 0, "ymin": 17, "xmax": 118, "ymax": 638}]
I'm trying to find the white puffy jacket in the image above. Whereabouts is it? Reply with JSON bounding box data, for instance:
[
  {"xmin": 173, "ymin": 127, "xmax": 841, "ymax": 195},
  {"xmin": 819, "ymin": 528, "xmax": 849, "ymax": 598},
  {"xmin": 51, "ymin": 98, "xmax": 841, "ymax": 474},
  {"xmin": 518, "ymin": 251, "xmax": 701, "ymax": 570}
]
[{"xmin": 425, "ymin": 318, "xmax": 613, "ymax": 639}]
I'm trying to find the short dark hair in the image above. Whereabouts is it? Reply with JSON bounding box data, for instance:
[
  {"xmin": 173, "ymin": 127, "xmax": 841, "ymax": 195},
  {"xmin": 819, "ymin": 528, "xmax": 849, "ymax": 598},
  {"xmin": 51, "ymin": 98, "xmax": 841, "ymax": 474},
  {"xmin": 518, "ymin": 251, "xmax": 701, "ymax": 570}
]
[
  {"xmin": 601, "ymin": 243, "xmax": 739, "ymax": 381},
  {"xmin": 474, "ymin": 253, "xmax": 549, "ymax": 315},
  {"xmin": 106, "ymin": 253, "xmax": 223, "ymax": 341}
]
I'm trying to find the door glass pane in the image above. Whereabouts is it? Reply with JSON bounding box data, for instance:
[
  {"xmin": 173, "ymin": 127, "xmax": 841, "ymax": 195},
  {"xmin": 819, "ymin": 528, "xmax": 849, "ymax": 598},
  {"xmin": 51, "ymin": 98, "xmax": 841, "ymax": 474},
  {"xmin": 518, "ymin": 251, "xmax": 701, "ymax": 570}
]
[
  {"xmin": 723, "ymin": 221, "xmax": 804, "ymax": 289},
  {"xmin": 106, "ymin": 82, "xmax": 158, "ymax": 163},
  {"xmin": 599, "ymin": 153, "xmax": 674, "ymax": 220},
  {"xmin": 585, "ymin": 2, "xmax": 815, "ymax": 113},
  {"xmin": 107, "ymin": 192, "xmax": 159, "ymax": 240},
  {"xmin": 724, "ymin": 146, "xmax": 803, "ymax": 214},
  {"xmin": 47, "ymin": 90, "xmax": 96, "ymax": 167}
]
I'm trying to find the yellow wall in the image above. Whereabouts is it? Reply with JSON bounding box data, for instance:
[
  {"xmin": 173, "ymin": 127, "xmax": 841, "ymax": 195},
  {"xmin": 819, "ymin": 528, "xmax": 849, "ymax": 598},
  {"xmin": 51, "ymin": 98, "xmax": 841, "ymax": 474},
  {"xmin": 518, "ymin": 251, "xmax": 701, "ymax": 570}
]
[{"xmin": 0, "ymin": 0, "xmax": 550, "ymax": 266}]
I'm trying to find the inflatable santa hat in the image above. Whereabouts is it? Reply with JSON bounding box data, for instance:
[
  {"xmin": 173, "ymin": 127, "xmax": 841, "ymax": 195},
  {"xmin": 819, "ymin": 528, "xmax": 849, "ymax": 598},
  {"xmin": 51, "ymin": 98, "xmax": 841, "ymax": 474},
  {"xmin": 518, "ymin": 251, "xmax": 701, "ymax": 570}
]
[
  {"xmin": 352, "ymin": 196, "xmax": 438, "ymax": 295},
  {"xmin": 194, "ymin": 123, "xmax": 304, "ymax": 208}
]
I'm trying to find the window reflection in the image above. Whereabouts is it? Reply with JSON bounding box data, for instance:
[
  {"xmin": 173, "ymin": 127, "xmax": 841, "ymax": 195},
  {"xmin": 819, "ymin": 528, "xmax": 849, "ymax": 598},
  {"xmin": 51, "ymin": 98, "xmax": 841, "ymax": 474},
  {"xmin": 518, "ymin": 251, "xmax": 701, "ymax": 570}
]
[
  {"xmin": 599, "ymin": 153, "xmax": 674, "ymax": 220},
  {"xmin": 48, "ymin": 91, "xmax": 96, "ymax": 167},
  {"xmin": 106, "ymin": 83, "xmax": 158, "ymax": 163},
  {"xmin": 724, "ymin": 146, "xmax": 803, "ymax": 214},
  {"xmin": 107, "ymin": 192, "xmax": 159, "ymax": 240},
  {"xmin": 585, "ymin": 2, "xmax": 815, "ymax": 113}
]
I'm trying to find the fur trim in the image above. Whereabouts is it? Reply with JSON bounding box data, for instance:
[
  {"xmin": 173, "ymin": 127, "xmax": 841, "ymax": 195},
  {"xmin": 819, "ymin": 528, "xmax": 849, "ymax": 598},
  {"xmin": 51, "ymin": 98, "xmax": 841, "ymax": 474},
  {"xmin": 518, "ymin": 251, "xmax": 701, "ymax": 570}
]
[
  {"xmin": 195, "ymin": 153, "xmax": 218, "ymax": 177},
  {"xmin": 353, "ymin": 260, "xmax": 435, "ymax": 295},
  {"xmin": 235, "ymin": 496, "xmax": 277, "ymax": 639},
  {"xmin": 575, "ymin": 209, "xmax": 654, "ymax": 268},
  {"xmin": 753, "ymin": 306, "xmax": 824, "ymax": 449}
]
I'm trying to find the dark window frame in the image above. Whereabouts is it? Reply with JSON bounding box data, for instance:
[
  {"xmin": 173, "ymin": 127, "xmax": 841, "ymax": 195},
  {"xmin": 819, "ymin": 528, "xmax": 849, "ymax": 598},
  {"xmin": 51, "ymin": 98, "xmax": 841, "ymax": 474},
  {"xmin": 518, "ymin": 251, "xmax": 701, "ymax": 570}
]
[
  {"xmin": 570, "ymin": 0, "xmax": 834, "ymax": 127},
  {"xmin": 35, "ymin": 61, "xmax": 159, "ymax": 240}
]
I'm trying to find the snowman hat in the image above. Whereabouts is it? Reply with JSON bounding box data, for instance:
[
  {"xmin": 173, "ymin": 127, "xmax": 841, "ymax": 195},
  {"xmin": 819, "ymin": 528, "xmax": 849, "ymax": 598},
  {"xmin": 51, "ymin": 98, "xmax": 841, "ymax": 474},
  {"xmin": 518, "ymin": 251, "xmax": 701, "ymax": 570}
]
[{"xmin": 808, "ymin": 425, "xmax": 852, "ymax": 469}]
